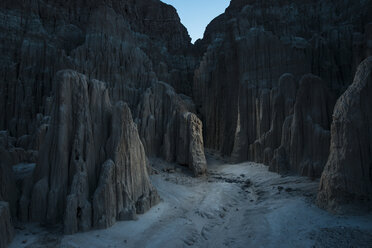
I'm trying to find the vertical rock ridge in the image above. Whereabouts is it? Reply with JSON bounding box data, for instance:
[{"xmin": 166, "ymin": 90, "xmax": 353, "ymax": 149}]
[
  {"xmin": 29, "ymin": 70, "xmax": 159, "ymax": 234},
  {"xmin": 193, "ymin": 0, "xmax": 371, "ymax": 178},
  {"xmin": 137, "ymin": 82, "xmax": 207, "ymax": 176},
  {"xmin": 0, "ymin": 202, "xmax": 14, "ymax": 248},
  {"xmin": 317, "ymin": 57, "xmax": 372, "ymax": 212}
]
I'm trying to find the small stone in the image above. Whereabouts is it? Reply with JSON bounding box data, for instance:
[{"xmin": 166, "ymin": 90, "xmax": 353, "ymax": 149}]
[{"xmin": 285, "ymin": 188, "xmax": 292, "ymax": 192}]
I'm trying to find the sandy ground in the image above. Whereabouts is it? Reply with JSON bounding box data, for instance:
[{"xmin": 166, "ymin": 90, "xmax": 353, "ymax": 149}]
[{"xmin": 10, "ymin": 152, "xmax": 372, "ymax": 248}]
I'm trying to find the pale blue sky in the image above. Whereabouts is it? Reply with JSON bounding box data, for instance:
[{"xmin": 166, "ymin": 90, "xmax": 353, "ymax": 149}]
[{"xmin": 160, "ymin": 0, "xmax": 230, "ymax": 43}]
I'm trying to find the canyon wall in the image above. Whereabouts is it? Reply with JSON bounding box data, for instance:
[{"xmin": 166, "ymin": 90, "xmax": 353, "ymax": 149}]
[
  {"xmin": 194, "ymin": 0, "xmax": 372, "ymax": 177},
  {"xmin": 0, "ymin": 202, "xmax": 14, "ymax": 248},
  {"xmin": 136, "ymin": 82, "xmax": 207, "ymax": 176},
  {"xmin": 0, "ymin": 0, "xmax": 205, "ymax": 240},
  {"xmin": 29, "ymin": 70, "xmax": 159, "ymax": 234},
  {"xmin": 317, "ymin": 57, "xmax": 372, "ymax": 212},
  {"xmin": 1, "ymin": 0, "xmax": 372, "ymax": 243},
  {"xmin": 0, "ymin": 0, "xmax": 205, "ymax": 169},
  {"xmin": 0, "ymin": 0, "xmax": 201, "ymax": 160}
]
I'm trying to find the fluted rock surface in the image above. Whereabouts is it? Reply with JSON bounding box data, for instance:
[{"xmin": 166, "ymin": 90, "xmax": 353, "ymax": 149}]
[
  {"xmin": 137, "ymin": 82, "xmax": 207, "ymax": 176},
  {"xmin": 0, "ymin": 202, "xmax": 14, "ymax": 248},
  {"xmin": 0, "ymin": 1, "xmax": 207, "ymax": 236},
  {"xmin": 317, "ymin": 57, "xmax": 372, "ymax": 211},
  {"xmin": 0, "ymin": 0, "xmax": 371, "ymax": 229},
  {"xmin": 0, "ymin": 0, "xmax": 196, "ymax": 139},
  {"xmin": 269, "ymin": 74, "xmax": 335, "ymax": 177},
  {"xmin": 0, "ymin": 134, "xmax": 18, "ymax": 218},
  {"xmin": 29, "ymin": 70, "xmax": 158, "ymax": 234},
  {"xmin": 0, "ymin": 0, "xmax": 202, "ymax": 173},
  {"xmin": 194, "ymin": 0, "xmax": 372, "ymax": 176}
]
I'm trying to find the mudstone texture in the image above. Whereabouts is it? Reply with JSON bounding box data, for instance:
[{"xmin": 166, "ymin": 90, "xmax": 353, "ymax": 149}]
[
  {"xmin": 193, "ymin": 0, "xmax": 372, "ymax": 178},
  {"xmin": 30, "ymin": 70, "xmax": 159, "ymax": 234},
  {"xmin": 0, "ymin": 0, "xmax": 207, "ymax": 239},
  {"xmin": 0, "ymin": 202, "xmax": 14, "ymax": 248},
  {"xmin": 317, "ymin": 57, "xmax": 372, "ymax": 212},
  {"xmin": 0, "ymin": 0, "xmax": 372, "ymax": 245},
  {"xmin": 136, "ymin": 82, "xmax": 207, "ymax": 176}
]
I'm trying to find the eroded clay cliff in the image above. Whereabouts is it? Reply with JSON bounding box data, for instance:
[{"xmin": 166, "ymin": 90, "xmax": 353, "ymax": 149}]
[
  {"xmin": 0, "ymin": 202, "xmax": 14, "ymax": 248},
  {"xmin": 28, "ymin": 70, "xmax": 159, "ymax": 234},
  {"xmin": 1, "ymin": 1, "xmax": 372, "ymax": 244},
  {"xmin": 137, "ymin": 82, "xmax": 207, "ymax": 176},
  {"xmin": 317, "ymin": 57, "xmax": 372, "ymax": 212},
  {"xmin": 193, "ymin": 0, "xmax": 372, "ymax": 177}
]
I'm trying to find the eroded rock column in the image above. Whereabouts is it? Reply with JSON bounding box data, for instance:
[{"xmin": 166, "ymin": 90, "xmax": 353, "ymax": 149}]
[{"xmin": 318, "ymin": 57, "xmax": 372, "ymax": 211}]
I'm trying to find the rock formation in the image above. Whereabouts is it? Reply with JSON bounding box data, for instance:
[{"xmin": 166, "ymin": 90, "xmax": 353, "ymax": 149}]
[
  {"xmin": 269, "ymin": 74, "xmax": 335, "ymax": 177},
  {"xmin": 136, "ymin": 82, "xmax": 207, "ymax": 176},
  {"xmin": 317, "ymin": 57, "xmax": 372, "ymax": 211},
  {"xmin": 193, "ymin": 0, "xmax": 372, "ymax": 177},
  {"xmin": 0, "ymin": 136, "xmax": 17, "ymax": 248},
  {"xmin": 0, "ymin": 202, "xmax": 14, "ymax": 248},
  {"xmin": 0, "ymin": 0, "xmax": 203, "ymax": 171},
  {"xmin": 0, "ymin": 0, "xmax": 208, "ymax": 241},
  {"xmin": 28, "ymin": 70, "xmax": 159, "ymax": 234},
  {"xmin": 0, "ymin": 0, "xmax": 190, "ymax": 133},
  {"xmin": 1, "ymin": 0, "xmax": 372, "ymax": 244},
  {"xmin": 0, "ymin": 136, "xmax": 18, "ymax": 217}
]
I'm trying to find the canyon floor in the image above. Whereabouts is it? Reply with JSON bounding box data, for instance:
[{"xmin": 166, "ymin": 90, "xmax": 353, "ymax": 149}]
[{"xmin": 9, "ymin": 151, "xmax": 372, "ymax": 248}]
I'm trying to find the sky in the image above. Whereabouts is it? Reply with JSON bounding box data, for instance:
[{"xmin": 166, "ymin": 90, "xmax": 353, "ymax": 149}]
[{"xmin": 160, "ymin": 0, "xmax": 230, "ymax": 43}]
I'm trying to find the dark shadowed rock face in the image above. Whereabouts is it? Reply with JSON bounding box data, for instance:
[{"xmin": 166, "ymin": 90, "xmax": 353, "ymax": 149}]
[
  {"xmin": 0, "ymin": 202, "xmax": 14, "ymax": 248},
  {"xmin": 269, "ymin": 74, "xmax": 335, "ymax": 177},
  {"xmin": 0, "ymin": 0, "xmax": 203, "ymax": 171},
  {"xmin": 0, "ymin": 145, "xmax": 18, "ymax": 218},
  {"xmin": 193, "ymin": 0, "xmax": 372, "ymax": 177},
  {"xmin": 0, "ymin": 0, "xmax": 196, "ymax": 139},
  {"xmin": 0, "ymin": 1, "xmax": 372, "ymax": 242},
  {"xmin": 317, "ymin": 57, "xmax": 372, "ymax": 212},
  {"xmin": 136, "ymin": 82, "xmax": 207, "ymax": 176},
  {"xmin": 29, "ymin": 70, "xmax": 159, "ymax": 234},
  {"xmin": 0, "ymin": 1, "xmax": 207, "ymax": 239}
]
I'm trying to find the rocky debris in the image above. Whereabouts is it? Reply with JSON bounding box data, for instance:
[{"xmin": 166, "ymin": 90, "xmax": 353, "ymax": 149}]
[
  {"xmin": 137, "ymin": 82, "xmax": 207, "ymax": 176},
  {"xmin": 210, "ymin": 173, "xmax": 252, "ymax": 190},
  {"xmin": 163, "ymin": 168, "xmax": 176, "ymax": 174},
  {"xmin": 29, "ymin": 70, "xmax": 158, "ymax": 234},
  {"xmin": 310, "ymin": 226, "xmax": 372, "ymax": 248},
  {"xmin": 0, "ymin": 202, "xmax": 14, "ymax": 248},
  {"xmin": 317, "ymin": 57, "xmax": 372, "ymax": 211}
]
